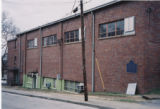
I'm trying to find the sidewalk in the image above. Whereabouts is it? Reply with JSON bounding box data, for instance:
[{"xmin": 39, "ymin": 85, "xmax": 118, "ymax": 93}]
[{"xmin": 2, "ymin": 87, "xmax": 160, "ymax": 109}]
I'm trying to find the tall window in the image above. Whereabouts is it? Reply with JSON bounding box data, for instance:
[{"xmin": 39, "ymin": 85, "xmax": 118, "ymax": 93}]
[
  {"xmin": 14, "ymin": 40, "xmax": 17, "ymax": 49},
  {"xmin": 99, "ymin": 24, "xmax": 106, "ymax": 38},
  {"xmin": 108, "ymin": 22, "xmax": 115, "ymax": 37},
  {"xmin": 43, "ymin": 35, "xmax": 57, "ymax": 47},
  {"xmin": 116, "ymin": 20, "xmax": 124, "ymax": 35},
  {"xmin": 14, "ymin": 56, "xmax": 16, "ymax": 64},
  {"xmin": 64, "ymin": 30, "xmax": 79, "ymax": 43}
]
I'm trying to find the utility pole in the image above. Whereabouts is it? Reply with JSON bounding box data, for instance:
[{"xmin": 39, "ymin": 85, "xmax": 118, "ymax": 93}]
[{"xmin": 80, "ymin": 0, "xmax": 88, "ymax": 101}]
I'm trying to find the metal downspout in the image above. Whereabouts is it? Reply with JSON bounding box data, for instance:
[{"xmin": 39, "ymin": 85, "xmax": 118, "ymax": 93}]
[
  {"xmin": 60, "ymin": 22, "xmax": 64, "ymax": 91},
  {"xmin": 40, "ymin": 28, "xmax": 42, "ymax": 89},
  {"xmin": 91, "ymin": 11, "xmax": 95, "ymax": 92},
  {"xmin": 19, "ymin": 35, "xmax": 21, "ymax": 84}
]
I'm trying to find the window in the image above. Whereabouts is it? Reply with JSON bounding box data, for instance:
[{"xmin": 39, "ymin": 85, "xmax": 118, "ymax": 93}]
[
  {"xmin": 99, "ymin": 16, "xmax": 135, "ymax": 38},
  {"xmin": 108, "ymin": 22, "xmax": 115, "ymax": 37},
  {"xmin": 43, "ymin": 35, "xmax": 57, "ymax": 47},
  {"xmin": 14, "ymin": 40, "xmax": 17, "ymax": 49},
  {"xmin": 14, "ymin": 56, "xmax": 16, "ymax": 64},
  {"xmin": 124, "ymin": 16, "xmax": 135, "ymax": 34},
  {"xmin": 64, "ymin": 80, "xmax": 80, "ymax": 92},
  {"xmin": 43, "ymin": 78, "xmax": 56, "ymax": 89},
  {"xmin": 99, "ymin": 24, "xmax": 106, "ymax": 38},
  {"xmin": 27, "ymin": 38, "xmax": 37, "ymax": 48},
  {"xmin": 28, "ymin": 39, "xmax": 34, "ymax": 48},
  {"xmin": 64, "ymin": 30, "xmax": 79, "ymax": 43},
  {"xmin": 116, "ymin": 20, "xmax": 124, "ymax": 35}
]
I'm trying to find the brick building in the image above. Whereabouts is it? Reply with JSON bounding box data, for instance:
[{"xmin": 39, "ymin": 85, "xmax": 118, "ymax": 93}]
[{"xmin": 7, "ymin": 1, "xmax": 160, "ymax": 94}]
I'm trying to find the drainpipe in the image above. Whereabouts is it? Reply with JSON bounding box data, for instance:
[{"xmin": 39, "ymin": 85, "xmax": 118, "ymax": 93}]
[
  {"xmin": 25, "ymin": 33, "xmax": 27, "ymax": 75},
  {"xmin": 19, "ymin": 35, "xmax": 21, "ymax": 84},
  {"xmin": 91, "ymin": 11, "xmax": 95, "ymax": 92},
  {"xmin": 24, "ymin": 33, "xmax": 27, "ymax": 87},
  {"xmin": 39, "ymin": 28, "xmax": 43, "ymax": 89},
  {"xmin": 60, "ymin": 22, "xmax": 64, "ymax": 91}
]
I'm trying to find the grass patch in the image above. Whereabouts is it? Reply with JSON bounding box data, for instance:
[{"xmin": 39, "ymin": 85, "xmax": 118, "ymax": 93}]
[
  {"xmin": 146, "ymin": 89, "xmax": 160, "ymax": 95},
  {"xmin": 118, "ymin": 99, "xmax": 138, "ymax": 103},
  {"xmin": 89, "ymin": 92, "xmax": 127, "ymax": 97}
]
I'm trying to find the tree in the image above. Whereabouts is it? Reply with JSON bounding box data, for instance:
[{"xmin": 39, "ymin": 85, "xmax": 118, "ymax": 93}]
[{"xmin": 2, "ymin": 11, "xmax": 20, "ymax": 55}]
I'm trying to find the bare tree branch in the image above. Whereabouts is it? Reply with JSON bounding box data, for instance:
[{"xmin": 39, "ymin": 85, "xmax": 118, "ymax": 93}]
[{"xmin": 1, "ymin": 11, "xmax": 20, "ymax": 55}]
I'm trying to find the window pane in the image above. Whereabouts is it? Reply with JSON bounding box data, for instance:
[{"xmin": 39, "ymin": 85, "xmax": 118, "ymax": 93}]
[
  {"xmin": 108, "ymin": 22, "xmax": 115, "ymax": 37},
  {"xmin": 70, "ymin": 31, "xmax": 74, "ymax": 42},
  {"xmin": 99, "ymin": 24, "xmax": 106, "ymax": 38},
  {"xmin": 48, "ymin": 36, "xmax": 53, "ymax": 45},
  {"xmin": 65, "ymin": 32, "xmax": 69, "ymax": 43},
  {"xmin": 116, "ymin": 20, "xmax": 124, "ymax": 35},
  {"xmin": 28, "ymin": 40, "xmax": 34, "ymax": 48},
  {"xmin": 75, "ymin": 30, "xmax": 79, "ymax": 41},
  {"xmin": 43, "ymin": 37, "xmax": 47, "ymax": 46},
  {"xmin": 53, "ymin": 36, "xmax": 57, "ymax": 44}
]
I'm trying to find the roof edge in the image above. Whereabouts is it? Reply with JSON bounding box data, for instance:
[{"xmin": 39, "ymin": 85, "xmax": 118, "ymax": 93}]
[
  {"xmin": 7, "ymin": 37, "xmax": 17, "ymax": 42},
  {"xmin": 17, "ymin": 0, "xmax": 122, "ymax": 36}
]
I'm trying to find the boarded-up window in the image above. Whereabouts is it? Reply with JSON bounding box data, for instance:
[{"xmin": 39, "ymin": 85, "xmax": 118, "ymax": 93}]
[{"xmin": 124, "ymin": 16, "xmax": 135, "ymax": 33}]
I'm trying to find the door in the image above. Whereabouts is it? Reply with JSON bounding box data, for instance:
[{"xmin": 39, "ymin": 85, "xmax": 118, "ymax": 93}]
[
  {"xmin": 13, "ymin": 70, "xmax": 18, "ymax": 85},
  {"xmin": 33, "ymin": 75, "xmax": 36, "ymax": 88}
]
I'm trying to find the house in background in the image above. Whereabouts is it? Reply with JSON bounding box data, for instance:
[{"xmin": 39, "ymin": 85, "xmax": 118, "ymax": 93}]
[
  {"xmin": 7, "ymin": 1, "xmax": 160, "ymax": 94},
  {"xmin": 2, "ymin": 53, "xmax": 8, "ymax": 80},
  {"xmin": 7, "ymin": 38, "xmax": 22, "ymax": 86}
]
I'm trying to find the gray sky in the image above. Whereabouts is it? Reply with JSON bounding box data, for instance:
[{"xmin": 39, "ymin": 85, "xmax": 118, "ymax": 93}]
[{"xmin": 2, "ymin": 0, "xmax": 112, "ymax": 32}]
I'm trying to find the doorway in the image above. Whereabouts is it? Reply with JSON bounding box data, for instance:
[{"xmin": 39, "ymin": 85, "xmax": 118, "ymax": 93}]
[
  {"xmin": 13, "ymin": 70, "xmax": 19, "ymax": 85},
  {"xmin": 33, "ymin": 75, "xmax": 37, "ymax": 88}
]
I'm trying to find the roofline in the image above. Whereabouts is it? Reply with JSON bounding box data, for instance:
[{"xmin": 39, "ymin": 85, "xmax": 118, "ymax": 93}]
[
  {"xmin": 17, "ymin": 0, "xmax": 122, "ymax": 36},
  {"xmin": 7, "ymin": 37, "xmax": 17, "ymax": 42}
]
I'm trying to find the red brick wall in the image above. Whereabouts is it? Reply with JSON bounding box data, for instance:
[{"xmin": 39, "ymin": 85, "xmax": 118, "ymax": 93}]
[
  {"xmin": 26, "ymin": 30, "xmax": 40, "ymax": 74},
  {"xmin": 7, "ymin": 39, "xmax": 19, "ymax": 84},
  {"xmin": 42, "ymin": 24, "xmax": 61, "ymax": 78},
  {"xmin": 143, "ymin": 2, "xmax": 160, "ymax": 92},
  {"xmin": 8, "ymin": 1, "xmax": 160, "ymax": 93},
  {"xmin": 93, "ymin": 1, "xmax": 147, "ymax": 93}
]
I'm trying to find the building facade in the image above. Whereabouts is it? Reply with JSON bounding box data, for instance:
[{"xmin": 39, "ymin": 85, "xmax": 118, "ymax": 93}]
[{"xmin": 7, "ymin": 1, "xmax": 160, "ymax": 93}]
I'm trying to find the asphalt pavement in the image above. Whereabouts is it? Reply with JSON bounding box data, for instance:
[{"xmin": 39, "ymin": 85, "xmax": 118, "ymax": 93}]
[
  {"xmin": 2, "ymin": 92, "xmax": 98, "ymax": 109},
  {"xmin": 2, "ymin": 88, "xmax": 160, "ymax": 109}
]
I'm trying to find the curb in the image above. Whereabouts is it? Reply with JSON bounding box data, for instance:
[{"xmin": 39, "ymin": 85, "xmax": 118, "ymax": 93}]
[
  {"xmin": 2, "ymin": 90, "xmax": 113, "ymax": 109},
  {"xmin": 142, "ymin": 95, "xmax": 160, "ymax": 100}
]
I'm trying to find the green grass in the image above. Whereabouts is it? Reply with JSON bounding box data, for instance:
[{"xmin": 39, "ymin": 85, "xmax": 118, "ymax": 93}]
[
  {"xmin": 147, "ymin": 89, "xmax": 160, "ymax": 95},
  {"xmin": 89, "ymin": 92, "xmax": 127, "ymax": 97},
  {"xmin": 118, "ymin": 99, "xmax": 138, "ymax": 103}
]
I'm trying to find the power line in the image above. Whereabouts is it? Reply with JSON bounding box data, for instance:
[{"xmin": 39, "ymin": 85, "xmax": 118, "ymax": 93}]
[
  {"xmin": 71, "ymin": 0, "xmax": 77, "ymax": 13},
  {"xmin": 83, "ymin": 0, "xmax": 93, "ymax": 4}
]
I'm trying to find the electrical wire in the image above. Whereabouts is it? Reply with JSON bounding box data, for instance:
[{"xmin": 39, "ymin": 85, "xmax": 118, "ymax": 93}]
[
  {"xmin": 83, "ymin": 0, "xmax": 93, "ymax": 4},
  {"xmin": 71, "ymin": 0, "xmax": 77, "ymax": 13}
]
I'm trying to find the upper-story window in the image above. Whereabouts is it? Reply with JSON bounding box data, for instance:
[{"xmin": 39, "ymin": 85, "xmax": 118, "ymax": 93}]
[
  {"xmin": 64, "ymin": 30, "xmax": 79, "ymax": 43},
  {"xmin": 27, "ymin": 38, "xmax": 37, "ymax": 48},
  {"xmin": 99, "ymin": 16, "xmax": 135, "ymax": 38},
  {"xmin": 99, "ymin": 24, "xmax": 106, "ymax": 38},
  {"xmin": 14, "ymin": 40, "xmax": 17, "ymax": 49},
  {"xmin": 14, "ymin": 56, "xmax": 16, "ymax": 65},
  {"xmin": 43, "ymin": 35, "xmax": 57, "ymax": 47}
]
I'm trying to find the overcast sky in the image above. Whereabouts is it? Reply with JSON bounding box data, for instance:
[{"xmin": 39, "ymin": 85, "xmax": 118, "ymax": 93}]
[{"xmin": 2, "ymin": 0, "xmax": 112, "ymax": 32}]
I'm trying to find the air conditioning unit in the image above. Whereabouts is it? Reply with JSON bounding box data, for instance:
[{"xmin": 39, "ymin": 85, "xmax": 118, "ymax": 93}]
[
  {"xmin": 46, "ymin": 83, "xmax": 51, "ymax": 89},
  {"xmin": 77, "ymin": 83, "xmax": 84, "ymax": 93}
]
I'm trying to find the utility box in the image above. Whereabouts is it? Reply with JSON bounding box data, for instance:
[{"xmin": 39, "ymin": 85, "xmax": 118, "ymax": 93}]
[
  {"xmin": 46, "ymin": 83, "xmax": 51, "ymax": 89},
  {"xmin": 77, "ymin": 83, "xmax": 84, "ymax": 93}
]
